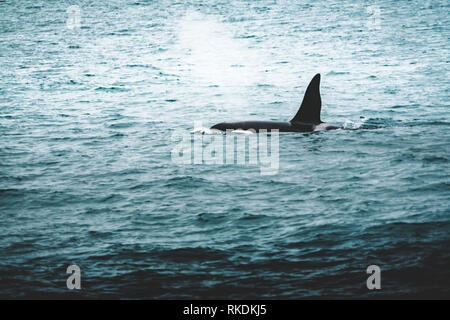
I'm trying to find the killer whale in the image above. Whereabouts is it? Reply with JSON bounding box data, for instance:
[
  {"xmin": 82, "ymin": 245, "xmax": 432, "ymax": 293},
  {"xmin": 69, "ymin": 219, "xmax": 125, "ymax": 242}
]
[{"xmin": 211, "ymin": 74, "xmax": 340, "ymax": 132}]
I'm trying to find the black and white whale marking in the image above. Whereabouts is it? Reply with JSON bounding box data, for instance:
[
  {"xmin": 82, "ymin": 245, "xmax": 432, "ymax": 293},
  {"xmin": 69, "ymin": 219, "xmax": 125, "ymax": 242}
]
[{"xmin": 211, "ymin": 74, "xmax": 340, "ymax": 132}]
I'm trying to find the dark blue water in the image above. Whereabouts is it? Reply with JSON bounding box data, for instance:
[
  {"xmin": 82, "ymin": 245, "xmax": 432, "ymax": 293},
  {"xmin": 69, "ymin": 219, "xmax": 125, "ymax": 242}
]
[{"xmin": 0, "ymin": 0, "xmax": 449, "ymax": 299}]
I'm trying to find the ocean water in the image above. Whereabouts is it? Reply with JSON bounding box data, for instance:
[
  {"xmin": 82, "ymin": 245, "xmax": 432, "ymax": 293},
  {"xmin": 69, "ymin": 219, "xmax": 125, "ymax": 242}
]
[{"xmin": 0, "ymin": 0, "xmax": 449, "ymax": 299}]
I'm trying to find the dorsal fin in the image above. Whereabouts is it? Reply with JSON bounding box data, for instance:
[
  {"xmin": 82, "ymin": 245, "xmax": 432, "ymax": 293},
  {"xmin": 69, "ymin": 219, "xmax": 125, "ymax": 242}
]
[{"xmin": 291, "ymin": 73, "xmax": 322, "ymax": 124}]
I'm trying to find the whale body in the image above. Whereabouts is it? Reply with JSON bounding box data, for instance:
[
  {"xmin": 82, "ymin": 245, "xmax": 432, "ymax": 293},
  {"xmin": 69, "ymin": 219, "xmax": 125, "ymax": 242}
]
[{"xmin": 211, "ymin": 74, "xmax": 340, "ymax": 132}]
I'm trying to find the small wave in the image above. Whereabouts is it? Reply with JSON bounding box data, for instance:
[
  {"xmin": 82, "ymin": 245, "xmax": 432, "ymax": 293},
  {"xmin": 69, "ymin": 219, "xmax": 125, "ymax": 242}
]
[
  {"xmin": 0, "ymin": 188, "xmax": 21, "ymax": 195},
  {"xmin": 408, "ymin": 182, "xmax": 450, "ymax": 193},
  {"xmin": 95, "ymin": 86, "xmax": 130, "ymax": 92},
  {"xmin": 257, "ymin": 83, "xmax": 275, "ymax": 87},
  {"xmin": 407, "ymin": 120, "xmax": 449, "ymax": 127},
  {"xmin": 148, "ymin": 119, "xmax": 164, "ymax": 122},
  {"xmin": 92, "ymin": 245, "xmax": 230, "ymax": 264},
  {"xmin": 126, "ymin": 64, "xmax": 158, "ymax": 69},
  {"xmin": 99, "ymin": 194, "xmax": 125, "ymax": 203},
  {"xmin": 164, "ymin": 176, "xmax": 208, "ymax": 188},
  {"xmin": 326, "ymin": 71, "xmax": 350, "ymax": 76},
  {"xmin": 422, "ymin": 156, "xmax": 448, "ymax": 163},
  {"xmin": 108, "ymin": 122, "xmax": 137, "ymax": 129}
]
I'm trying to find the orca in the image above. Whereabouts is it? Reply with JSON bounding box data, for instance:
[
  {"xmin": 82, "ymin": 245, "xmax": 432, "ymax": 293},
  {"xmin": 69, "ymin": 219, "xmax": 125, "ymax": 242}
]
[{"xmin": 211, "ymin": 74, "xmax": 340, "ymax": 132}]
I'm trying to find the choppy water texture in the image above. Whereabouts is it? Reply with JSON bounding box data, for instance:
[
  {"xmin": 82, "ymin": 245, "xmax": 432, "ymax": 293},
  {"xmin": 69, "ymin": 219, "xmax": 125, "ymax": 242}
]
[{"xmin": 0, "ymin": 0, "xmax": 449, "ymax": 299}]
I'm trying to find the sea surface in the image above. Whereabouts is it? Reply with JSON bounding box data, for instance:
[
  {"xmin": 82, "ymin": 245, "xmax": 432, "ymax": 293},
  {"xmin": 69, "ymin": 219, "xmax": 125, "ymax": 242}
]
[{"xmin": 0, "ymin": 0, "xmax": 449, "ymax": 299}]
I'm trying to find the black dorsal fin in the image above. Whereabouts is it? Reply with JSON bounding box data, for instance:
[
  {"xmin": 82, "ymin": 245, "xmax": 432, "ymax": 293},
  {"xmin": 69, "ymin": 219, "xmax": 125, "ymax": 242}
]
[{"xmin": 291, "ymin": 73, "xmax": 322, "ymax": 124}]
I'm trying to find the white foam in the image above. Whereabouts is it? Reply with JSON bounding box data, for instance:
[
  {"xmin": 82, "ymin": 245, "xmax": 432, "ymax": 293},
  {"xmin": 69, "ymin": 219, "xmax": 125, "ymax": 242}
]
[{"xmin": 343, "ymin": 117, "xmax": 366, "ymax": 129}]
